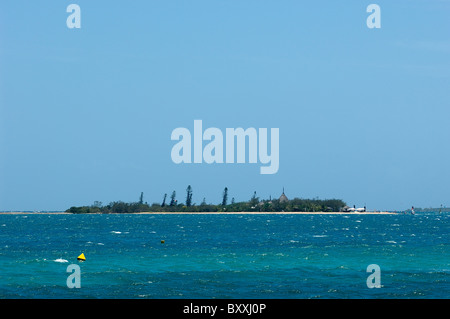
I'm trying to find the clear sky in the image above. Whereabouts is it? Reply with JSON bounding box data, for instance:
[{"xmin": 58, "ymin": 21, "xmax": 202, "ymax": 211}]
[{"xmin": 1, "ymin": 1, "xmax": 449, "ymax": 211}]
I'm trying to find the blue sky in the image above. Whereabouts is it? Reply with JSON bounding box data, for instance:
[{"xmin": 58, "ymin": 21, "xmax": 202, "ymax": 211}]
[{"xmin": 1, "ymin": 1, "xmax": 449, "ymax": 211}]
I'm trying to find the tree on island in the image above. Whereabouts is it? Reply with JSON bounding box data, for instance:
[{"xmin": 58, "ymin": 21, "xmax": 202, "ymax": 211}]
[
  {"xmin": 186, "ymin": 185, "xmax": 193, "ymax": 207},
  {"xmin": 169, "ymin": 191, "xmax": 177, "ymax": 206},
  {"xmin": 161, "ymin": 193, "xmax": 167, "ymax": 207},
  {"xmin": 250, "ymin": 191, "xmax": 259, "ymax": 207},
  {"xmin": 93, "ymin": 201, "xmax": 102, "ymax": 208},
  {"xmin": 222, "ymin": 187, "xmax": 228, "ymax": 206}
]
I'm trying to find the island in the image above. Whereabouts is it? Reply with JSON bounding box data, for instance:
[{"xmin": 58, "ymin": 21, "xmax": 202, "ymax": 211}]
[{"xmin": 64, "ymin": 187, "xmax": 390, "ymax": 214}]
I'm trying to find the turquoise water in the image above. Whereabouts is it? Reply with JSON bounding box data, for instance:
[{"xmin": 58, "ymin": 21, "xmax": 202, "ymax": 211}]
[{"xmin": 0, "ymin": 213, "xmax": 448, "ymax": 298}]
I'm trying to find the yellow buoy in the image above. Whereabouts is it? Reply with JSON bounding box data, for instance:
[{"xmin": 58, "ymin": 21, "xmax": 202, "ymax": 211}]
[
  {"xmin": 77, "ymin": 253, "xmax": 86, "ymax": 261},
  {"xmin": 161, "ymin": 240, "xmax": 165, "ymax": 244}
]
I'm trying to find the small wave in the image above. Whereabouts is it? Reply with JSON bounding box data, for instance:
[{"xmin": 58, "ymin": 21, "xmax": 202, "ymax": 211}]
[
  {"xmin": 111, "ymin": 231, "xmax": 122, "ymax": 234},
  {"xmin": 54, "ymin": 258, "xmax": 69, "ymax": 263},
  {"xmin": 386, "ymin": 240, "xmax": 397, "ymax": 244},
  {"xmin": 313, "ymin": 235, "xmax": 328, "ymax": 238}
]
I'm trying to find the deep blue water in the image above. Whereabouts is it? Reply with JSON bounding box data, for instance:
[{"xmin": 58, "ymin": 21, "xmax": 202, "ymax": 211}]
[{"xmin": 0, "ymin": 213, "xmax": 448, "ymax": 298}]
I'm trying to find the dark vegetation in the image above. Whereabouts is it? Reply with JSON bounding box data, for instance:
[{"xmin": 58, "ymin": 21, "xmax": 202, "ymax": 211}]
[{"xmin": 66, "ymin": 186, "xmax": 347, "ymax": 214}]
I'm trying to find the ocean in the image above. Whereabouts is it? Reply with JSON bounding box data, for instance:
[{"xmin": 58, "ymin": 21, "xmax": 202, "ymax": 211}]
[{"xmin": 0, "ymin": 213, "xmax": 448, "ymax": 299}]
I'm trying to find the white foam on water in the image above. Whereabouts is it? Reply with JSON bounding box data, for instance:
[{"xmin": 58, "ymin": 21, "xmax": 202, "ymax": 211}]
[{"xmin": 54, "ymin": 258, "xmax": 69, "ymax": 263}]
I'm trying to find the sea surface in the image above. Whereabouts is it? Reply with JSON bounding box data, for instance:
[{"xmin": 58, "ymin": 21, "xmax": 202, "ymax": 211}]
[{"xmin": 0, "ymin": 213, "xmax": 448, "ymax": 298}]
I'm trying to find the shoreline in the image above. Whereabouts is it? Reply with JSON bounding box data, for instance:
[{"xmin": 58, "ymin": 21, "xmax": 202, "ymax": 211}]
[{"xmin": 0, "ymin": 211, "xmax": 397, "ymax": 215}]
